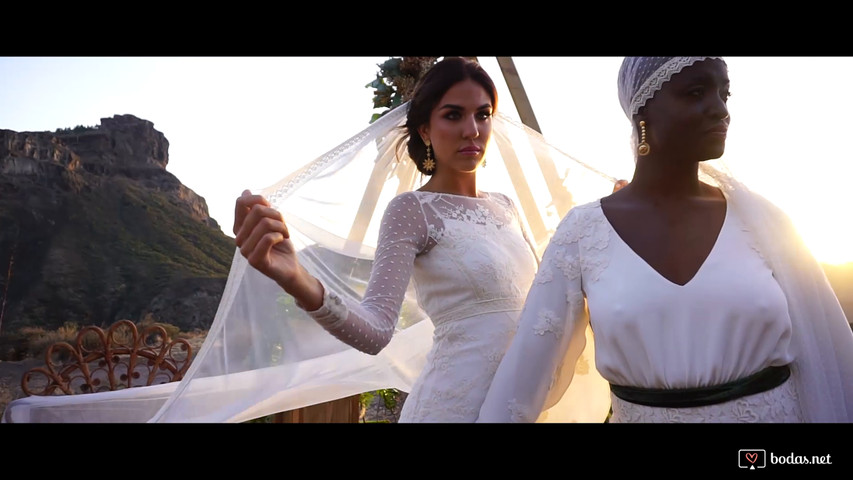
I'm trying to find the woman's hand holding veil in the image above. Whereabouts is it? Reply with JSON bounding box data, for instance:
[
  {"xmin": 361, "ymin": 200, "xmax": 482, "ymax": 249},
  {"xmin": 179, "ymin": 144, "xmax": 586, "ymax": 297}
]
[{"xmin": 233, "ymin": 190, "xmax": 324, "ymax": 310}]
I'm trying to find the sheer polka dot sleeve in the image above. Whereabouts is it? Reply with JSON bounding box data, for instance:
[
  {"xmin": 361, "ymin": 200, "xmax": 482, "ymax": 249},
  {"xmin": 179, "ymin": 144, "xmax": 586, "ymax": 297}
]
[{"xmin": 304, "ymin": 192, "xmax": 428, "ymax": 355}]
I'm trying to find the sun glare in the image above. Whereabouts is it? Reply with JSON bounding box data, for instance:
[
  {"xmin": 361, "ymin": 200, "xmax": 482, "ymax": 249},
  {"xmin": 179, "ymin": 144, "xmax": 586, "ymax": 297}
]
[{"xmin": 794, "ymin": 216, "xmax": 853, "ymax": 266}]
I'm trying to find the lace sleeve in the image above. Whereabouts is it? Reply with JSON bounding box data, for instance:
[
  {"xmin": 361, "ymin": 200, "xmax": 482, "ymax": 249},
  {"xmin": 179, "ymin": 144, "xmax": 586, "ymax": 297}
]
[
  {"xmin": 304, "ymin": 192, "xmax": 427, "ymax": 355},
  {"xmin": 477, "ymin": 208, "xmax": 589, "ymax": 422}
]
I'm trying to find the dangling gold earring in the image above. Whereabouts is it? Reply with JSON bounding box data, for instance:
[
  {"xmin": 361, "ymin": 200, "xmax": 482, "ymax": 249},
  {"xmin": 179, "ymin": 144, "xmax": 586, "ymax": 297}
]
[
  {"xmin": 637, "ymin": 120, "xmax": 650, "ymax": 156},
  {"xmin": 423, "ymin": 141, "xmax": 435, "ymax": 172}
]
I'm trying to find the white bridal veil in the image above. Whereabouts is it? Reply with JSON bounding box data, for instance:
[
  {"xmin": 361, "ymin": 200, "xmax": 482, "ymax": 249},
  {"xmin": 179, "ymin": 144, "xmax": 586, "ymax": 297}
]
[
  {"xmin": 145, "ymin": 103, "xmax": 619, "ymax": 422},
  {"xmin": 2, "ymin": 99, "xmax": 619, "ymax": 423}
]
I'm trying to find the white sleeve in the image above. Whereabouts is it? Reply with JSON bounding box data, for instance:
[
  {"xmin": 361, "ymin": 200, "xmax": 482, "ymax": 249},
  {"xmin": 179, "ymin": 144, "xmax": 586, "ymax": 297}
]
[
  {"xmin": 303, "ymin": 192, "xmax": 427, "ymax": 355},
  {"xmin": 477, "ymin": 209, "xmax": 589, "ymax": 422}
]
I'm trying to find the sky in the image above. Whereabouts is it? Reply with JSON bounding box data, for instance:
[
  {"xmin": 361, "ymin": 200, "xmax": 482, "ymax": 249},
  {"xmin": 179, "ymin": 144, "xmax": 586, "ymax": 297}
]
[{"xmin": 1, "ymin": 56, "xmax": 852, "ymax": 265}]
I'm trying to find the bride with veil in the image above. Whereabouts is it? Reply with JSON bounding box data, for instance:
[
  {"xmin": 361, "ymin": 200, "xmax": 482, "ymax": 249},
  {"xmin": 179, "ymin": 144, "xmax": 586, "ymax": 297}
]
[{"xmin": 2, "ymin": 57, "xmax": 619, "ymax": 423}]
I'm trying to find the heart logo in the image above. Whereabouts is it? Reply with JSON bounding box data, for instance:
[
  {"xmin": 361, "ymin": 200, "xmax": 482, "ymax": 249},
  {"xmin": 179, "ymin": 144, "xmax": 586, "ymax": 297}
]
[{"xmin": 745, "ymin": 453, "xmax": 758, "ymax": 464}]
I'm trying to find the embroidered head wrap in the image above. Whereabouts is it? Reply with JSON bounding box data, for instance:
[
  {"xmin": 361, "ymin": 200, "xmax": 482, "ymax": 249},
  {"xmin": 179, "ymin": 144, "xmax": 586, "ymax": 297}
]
[{"xmin": 617, "ymin": 56, "xmax": 724, "ymax": 119}]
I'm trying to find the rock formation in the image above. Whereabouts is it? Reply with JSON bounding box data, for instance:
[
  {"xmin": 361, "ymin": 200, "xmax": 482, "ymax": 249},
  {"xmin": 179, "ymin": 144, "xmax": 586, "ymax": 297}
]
[{"xmin": 0, "ymin": 114, "xmax": 234, "ymax": 336}]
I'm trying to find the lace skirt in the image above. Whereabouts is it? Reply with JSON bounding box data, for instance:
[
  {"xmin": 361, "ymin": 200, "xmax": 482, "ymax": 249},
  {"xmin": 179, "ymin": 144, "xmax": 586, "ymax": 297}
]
[
  {"xmin": 608, "ymin": 376, "xmax": 804, "ymax": 423},
  {"xmin": 398, "ymin": 310, "xmax": 518, "ymax": 423}
]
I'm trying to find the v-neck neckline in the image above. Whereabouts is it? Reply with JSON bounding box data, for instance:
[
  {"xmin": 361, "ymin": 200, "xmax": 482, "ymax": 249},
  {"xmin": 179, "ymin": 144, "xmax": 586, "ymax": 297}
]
[{"xmin": 596, "ymin": 197, "xmax": 730, "ymax": 288}]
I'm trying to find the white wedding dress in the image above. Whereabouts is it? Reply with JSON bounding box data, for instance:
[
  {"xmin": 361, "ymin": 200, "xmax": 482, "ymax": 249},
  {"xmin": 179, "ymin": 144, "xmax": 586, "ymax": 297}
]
[
  {"xmin": 477, "ymin": 192, "xmax": 828, "ymax": 423},
  {"xmin": 305, "ymin": 190, "xmax": 539, "ymax": 422}
]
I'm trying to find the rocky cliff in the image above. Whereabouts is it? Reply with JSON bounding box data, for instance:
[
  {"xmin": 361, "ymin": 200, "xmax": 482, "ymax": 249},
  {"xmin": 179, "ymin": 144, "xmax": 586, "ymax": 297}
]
[{"xmin": 0, "ymin": 114, "xmax": 234, "ymax": 335}]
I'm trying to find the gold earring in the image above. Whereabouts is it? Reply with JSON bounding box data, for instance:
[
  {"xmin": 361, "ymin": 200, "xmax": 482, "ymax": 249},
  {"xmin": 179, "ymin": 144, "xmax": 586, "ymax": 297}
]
[
  {"xmin": 423, "ymin": 141, "xmax": 435, "ymax": 172},
  {"xmin": 638, "ymin": 120, "xmax": 650, "ymax": 156}
]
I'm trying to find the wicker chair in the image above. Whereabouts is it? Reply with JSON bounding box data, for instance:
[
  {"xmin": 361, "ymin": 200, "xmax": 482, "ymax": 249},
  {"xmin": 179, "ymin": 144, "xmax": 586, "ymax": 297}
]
[
  {"xmin": 21, "ymin": 319, "xmax": 192, "ymax": 396},
  {"xmin": 18, "ymin": 319, "xmax": 362, "ymax": 422}
]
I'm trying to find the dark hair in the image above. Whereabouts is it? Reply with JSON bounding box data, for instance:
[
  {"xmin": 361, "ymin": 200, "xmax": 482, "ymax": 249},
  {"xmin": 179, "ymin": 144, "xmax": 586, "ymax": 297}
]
[{"xmin": 401, "ymin": 57, "xmax": 498, "ymax": 175}]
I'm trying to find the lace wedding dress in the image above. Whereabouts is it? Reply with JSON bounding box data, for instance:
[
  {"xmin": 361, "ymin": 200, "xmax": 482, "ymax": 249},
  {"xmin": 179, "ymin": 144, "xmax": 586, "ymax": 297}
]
[{"xmin": 305, "ymin": 191, "xmax": 539, "ymax": 421}]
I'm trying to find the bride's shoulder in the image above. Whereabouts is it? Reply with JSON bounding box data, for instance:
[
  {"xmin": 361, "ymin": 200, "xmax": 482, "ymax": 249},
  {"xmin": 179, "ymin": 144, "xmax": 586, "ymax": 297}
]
[
  {"xmin": 549, "ymin": 200, "xmax": 604, "ymax": 242},
  {"xmin": 383, "ymin": 191, "xmax": 426, "ymax": 218},
  {"xmin": 561, "ymin": 199, "xmax": 602, "ymax": 223},
  {"xmin": 389, "ymin": 190, "xmax": 422, "ymax": 204}
]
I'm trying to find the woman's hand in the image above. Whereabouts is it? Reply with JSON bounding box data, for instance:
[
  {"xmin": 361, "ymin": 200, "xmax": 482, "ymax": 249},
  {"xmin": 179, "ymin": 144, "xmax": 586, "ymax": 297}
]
[{"xmin": 233, "ymin": 190, "xmax": 322, "ymax": 308}]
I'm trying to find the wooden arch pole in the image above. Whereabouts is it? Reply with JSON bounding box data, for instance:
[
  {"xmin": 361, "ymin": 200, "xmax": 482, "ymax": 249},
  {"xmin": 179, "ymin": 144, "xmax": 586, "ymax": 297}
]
[{"xmin": 494, "ymin": 57, "xmax": 542, "ymax": 134}]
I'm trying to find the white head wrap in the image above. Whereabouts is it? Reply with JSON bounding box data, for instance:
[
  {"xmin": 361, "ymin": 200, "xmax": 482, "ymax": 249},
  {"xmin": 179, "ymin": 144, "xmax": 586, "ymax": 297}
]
[{"xmin": 617, "ymin": 56, "xmax": 723, "ymax": 119}]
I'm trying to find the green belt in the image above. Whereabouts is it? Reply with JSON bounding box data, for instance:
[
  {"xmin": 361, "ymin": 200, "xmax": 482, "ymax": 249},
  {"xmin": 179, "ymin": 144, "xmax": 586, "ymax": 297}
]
[{"xmin": 609, "ymin": 365, "xmax": 791, "ymax": 409}]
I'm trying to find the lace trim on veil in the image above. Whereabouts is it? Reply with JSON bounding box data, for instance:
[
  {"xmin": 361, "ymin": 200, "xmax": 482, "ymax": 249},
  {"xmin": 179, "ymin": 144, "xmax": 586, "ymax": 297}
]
[
  {"xmin": 630, "ymin": 57, "xmax": 721, "ymax": 117},
  {"xmin": 262, "ymin": 104, "xmax": 410, "ymax": 204}
]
